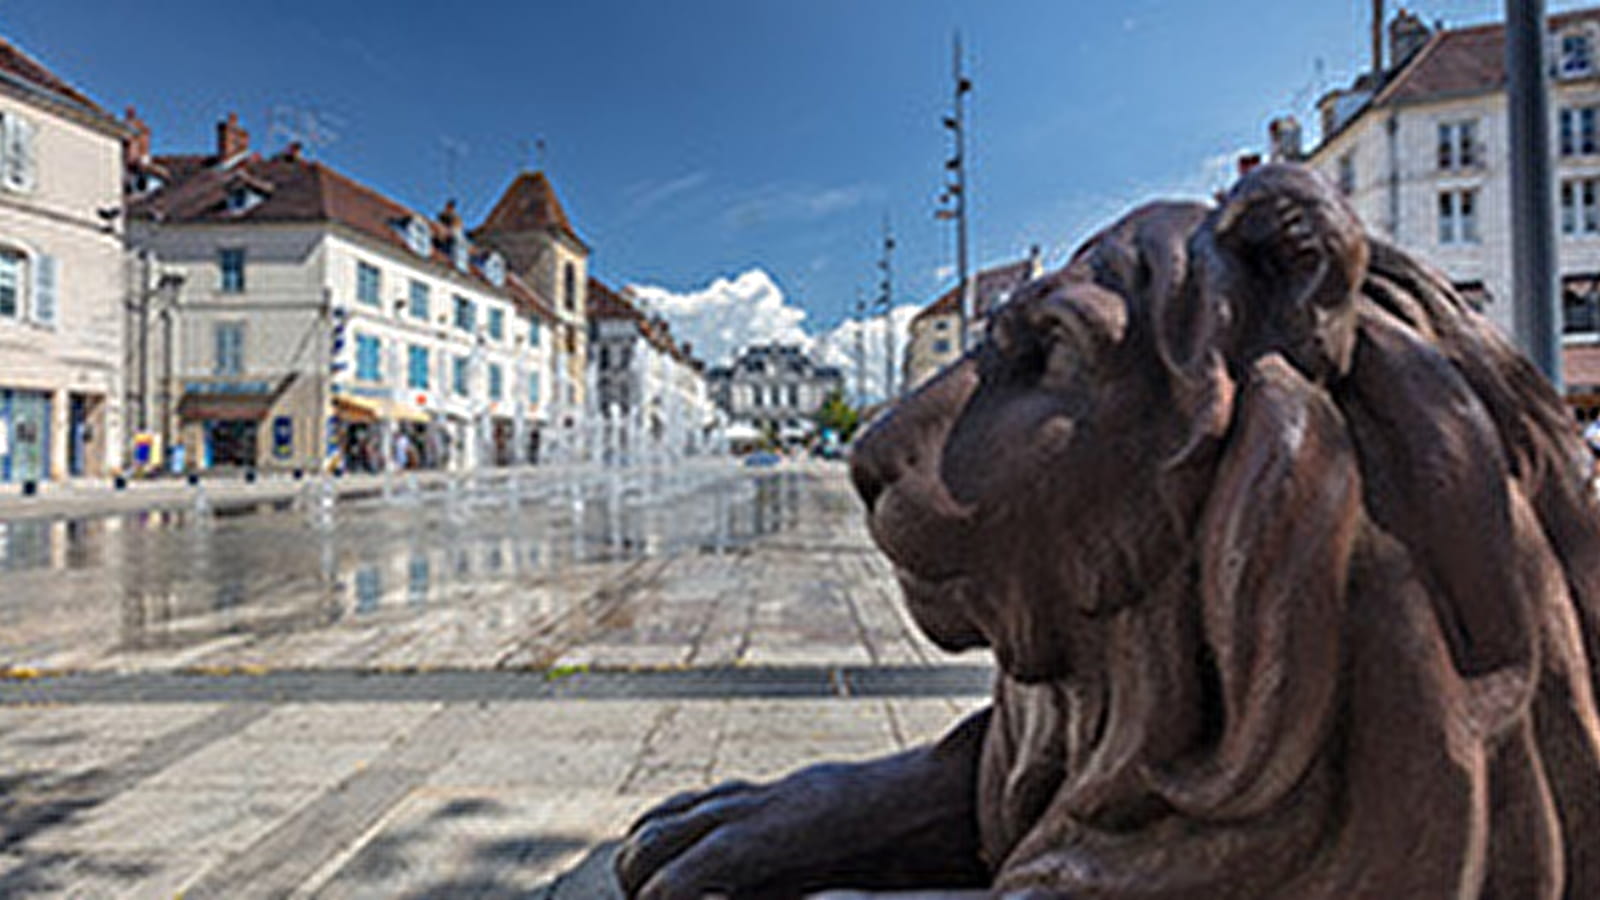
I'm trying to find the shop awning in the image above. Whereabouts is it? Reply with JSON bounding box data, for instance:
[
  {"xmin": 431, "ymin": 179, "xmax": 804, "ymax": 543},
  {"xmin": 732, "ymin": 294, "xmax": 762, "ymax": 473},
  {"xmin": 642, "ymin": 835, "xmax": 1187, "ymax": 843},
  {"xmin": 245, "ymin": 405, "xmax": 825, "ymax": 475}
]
[
  {"xmin": 334, "ymin": 395, "xmax": 382, "ymax": 423},
  {"xmin": 334, "ymin": 394, "xmax": 431, "ymax": 424},
  {"xmin": 178, "ymin": 392, "xmax": 275, "ymax": 421}
]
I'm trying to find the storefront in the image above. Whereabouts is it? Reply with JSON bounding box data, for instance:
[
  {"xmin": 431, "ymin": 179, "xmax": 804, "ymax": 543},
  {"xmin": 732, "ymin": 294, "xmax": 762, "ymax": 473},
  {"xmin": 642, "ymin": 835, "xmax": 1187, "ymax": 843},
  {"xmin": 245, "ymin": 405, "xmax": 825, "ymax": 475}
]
[
  {"xmin": 0, "ymin": 388, "xmax": 52, "ymax": 484},
  {"xmin": 177, "ymin": 378, "xmax": 288, "ymax": 472}
]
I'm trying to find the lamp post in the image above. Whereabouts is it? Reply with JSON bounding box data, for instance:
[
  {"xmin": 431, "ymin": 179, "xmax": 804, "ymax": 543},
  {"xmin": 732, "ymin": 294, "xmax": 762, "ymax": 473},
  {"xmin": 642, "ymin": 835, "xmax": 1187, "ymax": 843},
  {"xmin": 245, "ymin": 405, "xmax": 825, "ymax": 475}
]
[
  {"xmin": 879, "ymin": 218, "xmax": 896, "ymax": 401},
  {"xmin": 1506, "ymin": 0, "xmax": 1561, "ymax": 388},
  {"xmin": 938, "ymin": 33, "xmax": 975, "ymax": 353},
  {"xmin": 854, "ymin": 291, "xmax": 868, "ymax": 407}
]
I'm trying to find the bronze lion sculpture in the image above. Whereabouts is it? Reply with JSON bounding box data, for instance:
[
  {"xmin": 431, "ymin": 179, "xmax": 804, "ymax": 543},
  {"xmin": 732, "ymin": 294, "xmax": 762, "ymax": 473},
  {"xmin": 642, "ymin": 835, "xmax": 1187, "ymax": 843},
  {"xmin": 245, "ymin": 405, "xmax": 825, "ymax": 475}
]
[{"xmin": 616, "ymin": 164, "xmax": 1600, "ymax": 898}]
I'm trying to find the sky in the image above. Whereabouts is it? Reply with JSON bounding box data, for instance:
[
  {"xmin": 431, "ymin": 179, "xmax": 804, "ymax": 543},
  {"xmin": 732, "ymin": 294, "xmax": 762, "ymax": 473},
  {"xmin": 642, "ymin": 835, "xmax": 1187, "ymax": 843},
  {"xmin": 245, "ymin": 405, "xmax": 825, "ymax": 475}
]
[{"xmin": 4, "ymin": 0, "xmax": 1593, "ymax": 393}]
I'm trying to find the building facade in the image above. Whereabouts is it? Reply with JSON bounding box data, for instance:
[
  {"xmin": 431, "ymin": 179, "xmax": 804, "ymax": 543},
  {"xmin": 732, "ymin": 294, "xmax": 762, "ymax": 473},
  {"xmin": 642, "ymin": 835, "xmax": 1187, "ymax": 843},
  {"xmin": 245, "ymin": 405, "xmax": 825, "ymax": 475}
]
[
  {"xmin": 125, "ymin": 114, "xmax": 559, "ymax": 474},
  {"xmin": 903, "ymin": 252, "xmax": 1041, "ymax": 390},
  {"xmin": 0, "ymin": 39, "xmax": 128, "ymax": 485},
  {"xmin": 707, "ymin": 343, "xmax": 843, "ymax": 442},
  {"xmin": 587, "ymin": 277, "xmax": 717, "ymax": 456},
  {"xmin": 1302, "ymin": 6, "xmax": 1600, "ymax": 414}
]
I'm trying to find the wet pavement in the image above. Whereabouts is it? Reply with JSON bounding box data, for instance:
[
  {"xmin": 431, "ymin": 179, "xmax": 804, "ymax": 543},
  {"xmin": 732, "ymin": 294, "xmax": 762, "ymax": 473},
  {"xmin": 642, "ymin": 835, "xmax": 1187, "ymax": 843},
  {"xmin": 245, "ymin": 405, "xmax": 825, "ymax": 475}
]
[{"xmin": 0, "ymin": 460, "xmax": 993, "ymax": 898}]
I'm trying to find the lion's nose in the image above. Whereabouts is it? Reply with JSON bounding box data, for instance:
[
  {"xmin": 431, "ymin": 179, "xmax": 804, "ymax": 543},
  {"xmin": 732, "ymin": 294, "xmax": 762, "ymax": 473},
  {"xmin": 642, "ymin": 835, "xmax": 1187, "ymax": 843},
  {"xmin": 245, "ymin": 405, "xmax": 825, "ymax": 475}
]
[{"xmin": 849, "ymin": 358, "xmax": 978, "ymax": 513}]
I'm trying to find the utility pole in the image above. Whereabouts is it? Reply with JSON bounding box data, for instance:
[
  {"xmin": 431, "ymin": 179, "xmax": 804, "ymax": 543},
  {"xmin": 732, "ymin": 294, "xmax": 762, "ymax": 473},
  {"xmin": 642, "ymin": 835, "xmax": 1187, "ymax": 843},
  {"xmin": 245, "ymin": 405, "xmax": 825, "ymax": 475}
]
[
  {"xmin": 938, "ymin": 32, "xmax": 975, "ymax": 352},
  {"xmin": 1506, "ymin": 0, "xmax": 1562, "ymax": 387},
  {"xmin": 854, "ymin": 291, "xmax": 868, "ymax": 407},
  {"xmin": 879, "ymin": 218, "xmax": 896, "ymax": 401}
]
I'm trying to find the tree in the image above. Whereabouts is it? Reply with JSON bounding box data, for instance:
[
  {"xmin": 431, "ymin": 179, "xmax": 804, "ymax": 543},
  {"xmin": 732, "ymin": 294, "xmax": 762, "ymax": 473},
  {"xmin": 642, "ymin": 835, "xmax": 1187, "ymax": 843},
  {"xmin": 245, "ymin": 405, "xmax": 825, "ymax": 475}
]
[{"xmin": 814, "ymin": 389, "xmax": 861, "ymax": 443}]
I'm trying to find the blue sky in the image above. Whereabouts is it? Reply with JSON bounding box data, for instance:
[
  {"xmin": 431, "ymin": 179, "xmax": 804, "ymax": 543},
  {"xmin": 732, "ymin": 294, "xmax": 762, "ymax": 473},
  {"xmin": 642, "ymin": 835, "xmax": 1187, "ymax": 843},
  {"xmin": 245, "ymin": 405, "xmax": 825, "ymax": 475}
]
[{"xmin": 4, "ymin": 0, "xmax": 1591, "ymax": 369}]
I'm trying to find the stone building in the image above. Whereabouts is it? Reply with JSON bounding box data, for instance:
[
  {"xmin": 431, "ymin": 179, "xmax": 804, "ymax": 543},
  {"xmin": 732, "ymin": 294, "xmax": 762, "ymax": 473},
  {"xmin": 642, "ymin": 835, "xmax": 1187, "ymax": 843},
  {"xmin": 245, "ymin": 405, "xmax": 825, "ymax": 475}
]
[
  {"xmin": 707, "ymin": 343, "xmax": 843, "ymax": 442},
  {"xmin": 125, "ymin": 114, "xmax": 559, "ymax": 474},
  {"xmin": 472, "ymin": 171, "xmax": 589, "ymax": 422},
  {"xmin": 903, "ymin": 252, "xmax": 1041, "ymax": 390},
  {"xmin": 0, "ymin": 38, "xmax": 128, "ymax": 485},
  {"xmin": 1300, "ymin": 6, "xmax": 1600, "ymax": 414},
  {"xmin": 587, "ymin": 277, "xmax": 717, "ymax": 455}
]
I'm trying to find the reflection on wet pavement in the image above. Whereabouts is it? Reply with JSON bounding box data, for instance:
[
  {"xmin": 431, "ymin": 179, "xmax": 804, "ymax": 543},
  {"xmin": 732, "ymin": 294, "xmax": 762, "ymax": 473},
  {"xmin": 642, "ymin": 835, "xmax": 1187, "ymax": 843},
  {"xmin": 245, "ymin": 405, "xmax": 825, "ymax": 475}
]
[{"xmin": 0, "ymin": 462, "xmax": 842, "ymax": 673}]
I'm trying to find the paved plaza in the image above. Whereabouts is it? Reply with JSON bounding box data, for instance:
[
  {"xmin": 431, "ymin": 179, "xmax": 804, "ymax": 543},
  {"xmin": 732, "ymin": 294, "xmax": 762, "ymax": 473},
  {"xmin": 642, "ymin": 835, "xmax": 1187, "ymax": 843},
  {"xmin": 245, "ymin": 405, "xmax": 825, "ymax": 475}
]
[{"xmin": 0, "ymin": 461, "xmax": 993, "ymax": 898}]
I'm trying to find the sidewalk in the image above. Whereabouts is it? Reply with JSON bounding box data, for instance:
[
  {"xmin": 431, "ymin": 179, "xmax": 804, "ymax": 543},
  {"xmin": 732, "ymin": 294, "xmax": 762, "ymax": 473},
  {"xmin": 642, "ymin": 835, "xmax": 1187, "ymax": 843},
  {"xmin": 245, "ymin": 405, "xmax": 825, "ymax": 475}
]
[{"xmin": 0, "ymin": 466, "xmax": 993, "ymax": 898}]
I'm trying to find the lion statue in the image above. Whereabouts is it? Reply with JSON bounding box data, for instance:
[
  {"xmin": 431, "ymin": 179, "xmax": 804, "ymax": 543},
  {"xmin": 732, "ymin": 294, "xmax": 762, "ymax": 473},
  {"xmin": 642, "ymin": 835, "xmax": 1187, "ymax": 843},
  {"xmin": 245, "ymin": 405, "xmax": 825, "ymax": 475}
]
[{"xmin": 615, "ymin": 164, "xmax": 1600, "ymax": 898}]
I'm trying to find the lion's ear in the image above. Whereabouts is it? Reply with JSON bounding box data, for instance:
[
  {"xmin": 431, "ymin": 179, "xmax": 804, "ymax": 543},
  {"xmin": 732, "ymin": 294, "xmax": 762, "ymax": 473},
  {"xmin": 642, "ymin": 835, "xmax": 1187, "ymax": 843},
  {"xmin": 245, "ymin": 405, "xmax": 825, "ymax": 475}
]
[
  {"xmin": 1203, "ymin": 164, "xmax": 1368, "ymax": 383},
  {"xmin": 1150, "ymin": 353, "xmax": 1361, "ymax": 820}
]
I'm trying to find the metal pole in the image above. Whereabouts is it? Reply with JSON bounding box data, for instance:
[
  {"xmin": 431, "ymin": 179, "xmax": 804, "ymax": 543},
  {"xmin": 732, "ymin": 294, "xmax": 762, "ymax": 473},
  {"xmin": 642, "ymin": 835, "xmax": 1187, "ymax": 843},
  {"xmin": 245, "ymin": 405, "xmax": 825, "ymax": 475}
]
[
  {"xmin": 1506, "ymin": 0, "xmax": 1562, "ymax": 388},
  {"xmin": 880, "ymin": 219, "xmax": 895, "ymax": 400},
  {"xmin": 854, "ymin": 294, "xmax": 867, "ymax": 407},
  {"xmin": 954, "ymin": 34, "xmax": 974, "ymax": 353}
]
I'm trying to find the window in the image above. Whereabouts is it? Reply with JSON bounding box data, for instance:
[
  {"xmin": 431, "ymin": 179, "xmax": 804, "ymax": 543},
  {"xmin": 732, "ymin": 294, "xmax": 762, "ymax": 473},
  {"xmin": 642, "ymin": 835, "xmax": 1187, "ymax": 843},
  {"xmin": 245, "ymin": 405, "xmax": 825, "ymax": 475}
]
[
  {"xmin": 787, "ymin": 384, "xmax": 799, "ymax": 407},
  {"xmin": 451, "ymin": 241, "xmax": 468, "ymax": 273},
  {"xmin": 409, "ymin": 279, "xmax": 430, "ymax": 320},
  {"xmin": 1562, "ymin": 31, "xmax": 1593, "ymax": 77},
  {"xmin": 356, "ymin": 261, "xmax": 381, "ymax": 306},
  {"xmin": 1564, "ymin": 288, "xmax": 1600, "ymax": 335},
  {"xmin": 1562, "ymin": 178, "xmax": 1600, "ymax": 235},
  {"xmin": 484, "ymin": 253, "xmax": 505, "ymax": 286},
  {"xmin": 355, "ymin": 334, "xmax": 382, "ymax": 381},
  {"xmin": 528, "ymin": 319, "xmax": 541, "ymax": 346},
  {"xmin": 933, "ymin": 319, "xmax": 950, "ymax": 332},
  {"xmin": 563, "ymin": 263, "xmax": 576, "ymax": 312},
  {"xmin": 933, "ymin": 338, "xmax": 952, "ymax": 354},
  {"xmin": 225, "ymin": 186, "xmax": 263, "ymax": 214},
  {"xmin": 452, "ymin": 355, "xmax": 471, "ymax": 396},
  {"xmin": 1561, "ymin": 106, "xmax": 1598, "ymax": 156},
  {"xmin": 407, "ymin": 345, "xmax": 430, "ymax": 389},
  {"xmin": 488, "ymin": 363, "xmax": 503, "ymax": 401},
  {"xmin": 405, "ymin": 217, "xmax": 431, "ymax": 257},
  {"xmin": 219, "ymin": 248, "xmax": 245, "ymax": 292},
  {"xmin": 454, "ymin": 295, "xmax": 475, "ymax": 332},
  {"xmin": 1437, "ymin": 120, "xmax": 1477, "ymax": 170},
  {"xmin": 0, "ymin": 249, "xmax": 22, "ymax": 318},
  {"xmin": 528, "ymin": 372, "xmax": 540, "ymax": 404},
  {"xmin": 599, "ymin": 345, "xmax": 611, "ymax": 369},
  {"xmin": 487, "ymin": 307, "xmax": 505, "ymax": 341},
  {"xmin": 214, "ymin": 322, "xmax": 245, "ymax": 376},
  {"xmin": 0, "ymin": 112, "xmax": 36, "ymax": 193},
  {"xmin": 1437, "ymin": 189, "xmax": 1479, "ymax": 245}
]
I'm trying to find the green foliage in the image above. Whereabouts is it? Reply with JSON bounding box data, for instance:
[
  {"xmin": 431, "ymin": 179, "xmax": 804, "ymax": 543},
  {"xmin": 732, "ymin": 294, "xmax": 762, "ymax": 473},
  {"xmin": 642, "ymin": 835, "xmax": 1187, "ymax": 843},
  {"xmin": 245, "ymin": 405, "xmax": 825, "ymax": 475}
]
[{"xmin": 814, "ymin": 389, "xmax": 861, "ymax": 442}]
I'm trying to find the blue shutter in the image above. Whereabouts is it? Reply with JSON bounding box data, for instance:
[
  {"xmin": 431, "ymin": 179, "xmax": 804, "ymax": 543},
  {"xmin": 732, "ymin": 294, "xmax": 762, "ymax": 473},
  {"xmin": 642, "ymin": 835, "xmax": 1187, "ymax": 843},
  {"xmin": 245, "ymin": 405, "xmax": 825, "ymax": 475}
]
[{"xmin": 31, "ymin": 254, "xmax": 55, "ymax": 326}]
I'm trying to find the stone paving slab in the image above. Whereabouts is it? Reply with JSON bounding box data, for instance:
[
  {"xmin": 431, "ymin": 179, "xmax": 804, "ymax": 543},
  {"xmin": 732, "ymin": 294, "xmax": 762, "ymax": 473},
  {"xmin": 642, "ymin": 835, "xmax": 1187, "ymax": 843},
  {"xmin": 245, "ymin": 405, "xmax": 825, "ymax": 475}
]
[{"xmin": 0, "ymin": 467, "xmax": 998, "ymax": 897}]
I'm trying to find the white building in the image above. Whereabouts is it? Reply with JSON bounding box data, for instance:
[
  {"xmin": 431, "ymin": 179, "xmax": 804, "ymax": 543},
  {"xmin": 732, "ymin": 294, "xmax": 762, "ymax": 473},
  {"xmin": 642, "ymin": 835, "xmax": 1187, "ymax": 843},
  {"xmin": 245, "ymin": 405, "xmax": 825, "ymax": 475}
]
[
  {"xmin": 903, "ymin": 252, "xmax": 1042, "ymax": 391},
  {"xmin": 1302, "ymin": 6, "xmax": 1600, "ymax": 415},
  {"xmin": 0, "ymin": 38, "xmax": 128, "ymax": 485},
  {"xmin": 586, "ymin": 277, "xmax": 717, "ymax": 457},
  {"xmin": 707, "ymin": 344, "xmax": 843, "ymax": 443},
  {"xmin": 125, "ymin": 114, "xmax": 559, "ymax": 473}
]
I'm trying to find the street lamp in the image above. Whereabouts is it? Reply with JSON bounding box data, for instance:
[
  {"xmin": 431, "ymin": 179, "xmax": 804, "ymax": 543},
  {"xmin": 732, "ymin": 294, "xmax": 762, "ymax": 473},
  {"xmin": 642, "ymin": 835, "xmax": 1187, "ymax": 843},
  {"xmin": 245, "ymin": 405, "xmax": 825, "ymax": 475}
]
[
  {"xmin": 937, "ymin": 33, "xmax": 975, "ymax": 353},
  {"xmin": 879, "ymin": 218, "xmax": 896, "ymax": 401}
]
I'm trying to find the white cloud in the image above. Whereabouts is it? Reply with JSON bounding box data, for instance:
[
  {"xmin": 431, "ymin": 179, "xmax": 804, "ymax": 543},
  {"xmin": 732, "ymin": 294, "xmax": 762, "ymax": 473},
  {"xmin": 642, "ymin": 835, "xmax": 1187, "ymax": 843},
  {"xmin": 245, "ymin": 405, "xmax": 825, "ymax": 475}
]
[{"xmin": 626, "ymin": 268, "xmax": 918, "ymax": 405}]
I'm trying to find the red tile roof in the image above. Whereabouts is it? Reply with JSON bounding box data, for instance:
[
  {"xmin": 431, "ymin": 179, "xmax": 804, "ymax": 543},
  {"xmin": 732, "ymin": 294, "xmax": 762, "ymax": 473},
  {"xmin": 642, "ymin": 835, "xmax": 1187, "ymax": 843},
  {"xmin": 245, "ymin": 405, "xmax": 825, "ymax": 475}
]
[
  {"xmin": 0, "ymin": 35, "xmax": 121, "ymax": 129},
  {"xmin": 129, "ymin": 149, "xmax": 558, "ymax": 321},
  {"xmin": 474, "ymin": 170, "xmax": 588, "ymax": 251},
  {"xmin": 1373, "ymin": 9, "xmax": 1600, "ymax": 107},
  {"xmin": 587, "ymin": 276, "xmax": 700, "ymax": 367},
  {"xmin": 914, "ymin": 257, "xmax": 1039, "ymax": 324}
]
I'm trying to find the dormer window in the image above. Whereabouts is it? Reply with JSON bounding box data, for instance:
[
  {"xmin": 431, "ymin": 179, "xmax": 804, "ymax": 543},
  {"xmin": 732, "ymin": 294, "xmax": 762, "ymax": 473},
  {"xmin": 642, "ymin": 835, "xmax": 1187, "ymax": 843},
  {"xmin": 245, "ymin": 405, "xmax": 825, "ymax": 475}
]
[
  {"xmin": 405, "ymin": 217, "xmax": 431, "ymax": 257},
  {"xmin": 130, "ymin": 170, "xmax": 164, "ymax": 195},
  {"xmin": 225, "ymin": 185, "xmax": 263, "ymax": 214},
  {"xmin": 483, "ymin": 253, "xmax": 505, "ymax": 287},
  {"xmin": 451, "ymin": 239, "xmax": 469, "ymax": 273},
  {"xmin": 1562, "ymin": 31, "xmax": 1594, "ymax": 78}
]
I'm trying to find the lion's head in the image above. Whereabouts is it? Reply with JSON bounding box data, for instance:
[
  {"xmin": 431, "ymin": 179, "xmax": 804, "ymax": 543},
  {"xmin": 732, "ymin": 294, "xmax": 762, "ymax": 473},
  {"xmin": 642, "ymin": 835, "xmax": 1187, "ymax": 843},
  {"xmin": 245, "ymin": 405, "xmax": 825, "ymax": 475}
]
[{"xmin": 852, "ymin": 164, "xmax": 1600, "ymax": 895}]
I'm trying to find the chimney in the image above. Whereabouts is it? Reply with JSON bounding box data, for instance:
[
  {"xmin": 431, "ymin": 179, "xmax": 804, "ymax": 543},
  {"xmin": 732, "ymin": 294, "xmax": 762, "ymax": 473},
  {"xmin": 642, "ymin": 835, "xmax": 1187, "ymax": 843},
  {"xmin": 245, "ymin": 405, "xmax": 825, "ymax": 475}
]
[
  {"xmin": 1027, "ymin": 243, "xmax": 1042, "ymax": 276},
  {"xmin": 1268, "ymin": 116, "xmax": 1303, "ymax": 161},
  {"xmin": 1389, "ymin": 8, "xmax": 1431, "ymax": 69},
  {"xmin": 1371, "ymin": 0, "xmax": 1385, "ymax": 79},
  {"xmin": 216, "ymin": 113, "xmax": 249, "ymax": 162},
  {"xmin": 1237, "ymin": 152, "xmax": 1263, "ymax": 178},
  {"xmin": 438, "ymin": 199, "xmax": 462, "ymax": 232},
  {"xmin": 123, "ymin": 106, "xmax": 150, "ymax": 164},
  {"xmin": 282, "ymin": 141, "xmax": 303, "ymax": 161}
]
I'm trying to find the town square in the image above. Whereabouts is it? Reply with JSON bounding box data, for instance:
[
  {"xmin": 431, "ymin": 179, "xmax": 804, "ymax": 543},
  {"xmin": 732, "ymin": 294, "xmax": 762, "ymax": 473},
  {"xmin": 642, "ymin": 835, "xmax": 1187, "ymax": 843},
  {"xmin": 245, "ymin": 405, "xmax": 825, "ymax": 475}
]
[{"xmin": 4, "ymin": 1, "xmax": 1600, "ymax": 898}]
